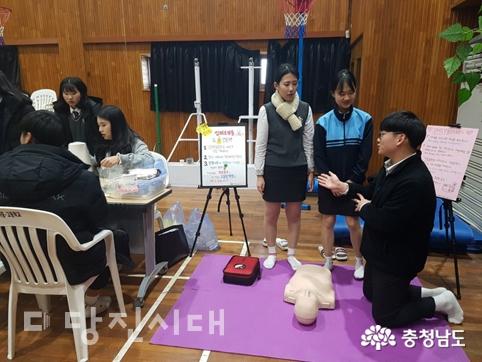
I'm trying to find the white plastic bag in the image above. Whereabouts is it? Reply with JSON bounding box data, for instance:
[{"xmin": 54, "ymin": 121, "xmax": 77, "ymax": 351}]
[
  {"xmin": 162, "ymin": 201, "xmax": 185, "ymax": 228},
  {"xmin": 184, "ymin": 208, "xmax": 219, "ymax": 251}
]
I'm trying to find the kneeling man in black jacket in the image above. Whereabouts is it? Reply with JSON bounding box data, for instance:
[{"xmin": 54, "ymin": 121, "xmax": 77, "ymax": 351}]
[{"xmin": 318, "ymin": 111, "xmax": 463, "ymax": 327}]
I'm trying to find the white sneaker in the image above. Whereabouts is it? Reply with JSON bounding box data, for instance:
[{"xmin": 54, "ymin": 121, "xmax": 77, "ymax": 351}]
[
  {"xmin": 287, "ymin": 255, "xmax": 302, "ymax": 271},
  {"xmin": 263, "ymin": 255, "xmax": 277, "ymax": 269},
  {"xmin": 354, "ymin": 264, "xmax": 365, "ymax": 280},
  {"xmin": 318, "ymin": 245, "xmax": 348, "ymax": 261},
  {"xmin": 262, "ymin": 238, "xmax": 288, "ymax": 251}
]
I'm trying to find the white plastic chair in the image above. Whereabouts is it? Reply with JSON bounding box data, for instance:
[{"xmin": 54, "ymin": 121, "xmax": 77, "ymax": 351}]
[
  {"xmin": 150, "ymin": 151, "xmax": 170, "ymax": 229},
  {"xmin": 30, "ymin": 89, "xmax": 57, "ymax": 111},
  {"xmin": 0, "ymin": 207, "xmax": 126, "ymax": 362}
]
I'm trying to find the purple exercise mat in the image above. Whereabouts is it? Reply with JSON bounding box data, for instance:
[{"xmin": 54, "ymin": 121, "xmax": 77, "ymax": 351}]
[{"xmin": 151, "ymin": 254, "xmax": 468, "ymax": 362}]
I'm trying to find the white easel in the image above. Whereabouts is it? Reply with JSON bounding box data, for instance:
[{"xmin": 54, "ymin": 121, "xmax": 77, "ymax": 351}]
[
  {"xmin": 167, "ymin": 58, "xmax": 207, "ymax": 162},
  {"xmin": 238, "ymin": 57, "xmax": 261, "ymax": 164}
]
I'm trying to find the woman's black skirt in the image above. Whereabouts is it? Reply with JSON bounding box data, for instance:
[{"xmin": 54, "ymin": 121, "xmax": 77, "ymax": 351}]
[
  {"xmin": 263, "ymin": 165, "xmax": 307, "ymax": 202},
  {"xmin": 317, "ymin": 185, "xmax": 358, "ymax": 216}
]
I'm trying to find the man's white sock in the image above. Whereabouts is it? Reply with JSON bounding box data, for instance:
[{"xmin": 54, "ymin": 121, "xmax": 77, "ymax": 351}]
[
  {"xmin": 433, "ymin": 290, "xmax": 464, "ymax": 324},
  {"xmin": 263, "ymin": 246, "xmax": 277, "ymax": 269},
  {"xmin": 421, "ymin": 287, "xmax": 447, "ymax": 298}
]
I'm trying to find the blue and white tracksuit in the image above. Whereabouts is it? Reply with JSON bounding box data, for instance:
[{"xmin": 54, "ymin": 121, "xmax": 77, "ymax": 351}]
[{"xmin": 314, "ymin": 107, "xmax": 373, "ymax": 184}]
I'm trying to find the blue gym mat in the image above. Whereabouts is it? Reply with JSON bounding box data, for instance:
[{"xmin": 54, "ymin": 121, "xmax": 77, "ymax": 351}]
[{"xmin": 331, "ymin": 198, "xmax": 481, "ymax": 253}]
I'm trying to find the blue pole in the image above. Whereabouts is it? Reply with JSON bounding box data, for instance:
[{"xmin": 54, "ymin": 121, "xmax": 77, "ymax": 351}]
[
  {"xmin": 298, "ymin": 25, "xmax": 305, "ymax": 99},
  {"xmin": 299, "ymin": 23, "xmax": 310, "ymax": 211}
]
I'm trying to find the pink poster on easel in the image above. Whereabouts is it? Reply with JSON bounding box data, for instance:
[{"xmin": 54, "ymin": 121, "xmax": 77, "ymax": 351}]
[{"xmin": 421, "ymin": 125, "xmax": 479, "ymax": 201}]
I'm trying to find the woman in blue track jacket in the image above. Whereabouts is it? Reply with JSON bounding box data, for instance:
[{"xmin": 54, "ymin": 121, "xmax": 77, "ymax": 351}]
[{"xmin": 314, "ymin": 69, "xmax": 373, "ymax": 279}]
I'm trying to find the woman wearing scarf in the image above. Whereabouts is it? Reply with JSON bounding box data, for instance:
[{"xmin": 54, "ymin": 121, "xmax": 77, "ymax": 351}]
[{"xmin": 255, "ymin": 63, "xmax": 314, "ymax": 271}]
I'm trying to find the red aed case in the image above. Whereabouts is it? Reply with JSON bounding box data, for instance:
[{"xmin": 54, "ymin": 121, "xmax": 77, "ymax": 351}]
[{"xmin": 223, "ymin": 255, "xmax": 261, "ymax": 286}]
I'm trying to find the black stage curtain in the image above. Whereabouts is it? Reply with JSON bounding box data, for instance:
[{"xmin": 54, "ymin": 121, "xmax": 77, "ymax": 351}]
[
  {"xmin": 264, "ymin": 38, "xmax": 350, "ymax": 113},
  {"xmin": 150, "ymin": 41, "xmax": 260, "ymax": 119},
  {"xmin": 0, "ymin": 46, "xmax": 21, "ymax": 89}
]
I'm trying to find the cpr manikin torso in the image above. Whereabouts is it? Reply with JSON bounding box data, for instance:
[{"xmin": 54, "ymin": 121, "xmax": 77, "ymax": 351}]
[{"xmin": 284, "ymin": 264, "xmax": 335, "ymax": 325}]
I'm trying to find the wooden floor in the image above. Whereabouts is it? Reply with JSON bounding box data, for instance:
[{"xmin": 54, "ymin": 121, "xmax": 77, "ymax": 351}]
[{"xmin": 0, "ymin": 187, "xmax": 481, "ymax": 361}]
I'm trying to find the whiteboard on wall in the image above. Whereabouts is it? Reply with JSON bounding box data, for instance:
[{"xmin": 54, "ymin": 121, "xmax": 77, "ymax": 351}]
[
  {"xmin": 421, "ymin": 125, "xmax": 479, "ymax": 201},
  {"xmin": 200, "ymin": 125, "xmax": 247, "ymax": 188}
]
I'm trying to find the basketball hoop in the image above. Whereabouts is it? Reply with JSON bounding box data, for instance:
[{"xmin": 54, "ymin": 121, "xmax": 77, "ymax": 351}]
[
  {"xmin": 280, "ymin": 0, "xmax": 314, "ymax": 38},
  {"xmin": 279, "ymin": 0, "xmax": 314, "ymax": 99},
  {"xmin": 0, "ymin": 7, "xmax": 12, "ymax": 46}
]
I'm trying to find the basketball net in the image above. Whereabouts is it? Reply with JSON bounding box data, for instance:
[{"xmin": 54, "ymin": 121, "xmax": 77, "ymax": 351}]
[
  {"xmin": 280, "ymin": 0, "xmax": 314, "ymax": 39},
  {"xmin": 0, "ymin": 7, "xmax": 12, "ymax": 46},
  {"xmin": 280, "ymin": 0, "xmax": 314, "ymax": 99}
]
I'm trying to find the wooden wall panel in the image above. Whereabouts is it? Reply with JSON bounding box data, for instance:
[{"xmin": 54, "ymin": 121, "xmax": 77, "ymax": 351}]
[
  {"xmin": 4, "ymin": 0, "xmax": 85, "ymax": 77},
  {"xmin": 80, "ymin": 0, "xmax": 348, "ymax": 41},
  {"xmin": 78, "ymin": 1, "xmax": 124, "ymax": 39},
  {"xmin": 8, "ymin": 0, "xmax": 476, "ymax": 169},
  {"xmin": 1, "ymin": 0, "xmax": 57, "ymax": 40},
  {"xmin": 84, "ymin": 44, "xmax": 141, "ymax": 140},
  {"xmin": 6, "ymin": 0, "xmax": 348, "ymax": 160},
  {"xmin": 18, "ymin": 45, "xmax": 61, "ymax": 92},
  {"xmin": 350, "ymin": 0, "xmax": 465, "ymax": 176},
  {"xmin": 54, "ymin": 0, "xmax": 86, "ymax": 78}
]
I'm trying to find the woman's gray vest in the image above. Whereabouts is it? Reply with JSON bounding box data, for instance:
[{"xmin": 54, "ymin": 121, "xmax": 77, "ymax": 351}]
[{"xmin": 264, "ymin": 101, "xmax": 309, "ymax": 168}]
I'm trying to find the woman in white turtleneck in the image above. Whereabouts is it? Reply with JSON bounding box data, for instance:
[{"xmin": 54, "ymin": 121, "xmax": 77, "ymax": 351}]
[{"xmin": 255, "ymin": 63, "xmax": 314, "ymax": 271}]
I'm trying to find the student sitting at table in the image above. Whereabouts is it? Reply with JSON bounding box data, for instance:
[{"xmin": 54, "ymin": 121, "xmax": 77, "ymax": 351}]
[
  {"xmin": 53, "ymin": 76, "xmax": 103, "ymax": 152},
  {"xmin": 91, "ymin": 105, "xmax": 154, "ymax": 170},
  {"xmin": 0, "ymin": 110, "xmax": 113, "ymax": 317}
]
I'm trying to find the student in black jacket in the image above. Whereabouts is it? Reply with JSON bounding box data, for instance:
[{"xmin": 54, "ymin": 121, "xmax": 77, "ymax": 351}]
[
  {"xmin": 0, "ymin": 110, "xmax": 112, "ymax": 317},
  {"xmin": 318, "ymin": 111, "xmax": 463, "ymax": 327},
  {"xmin": 0, "ymin": 70, "xmax": 35, "ymax": 154},
  {"xmin": 53, "ymin": 77, "xmax": 103, "ymax": 152}
]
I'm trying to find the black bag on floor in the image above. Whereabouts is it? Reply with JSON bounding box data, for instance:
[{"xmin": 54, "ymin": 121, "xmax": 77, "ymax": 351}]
[{"xmin": 155, "ymin": 224, "xmax": 190, "ymax": 267}]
